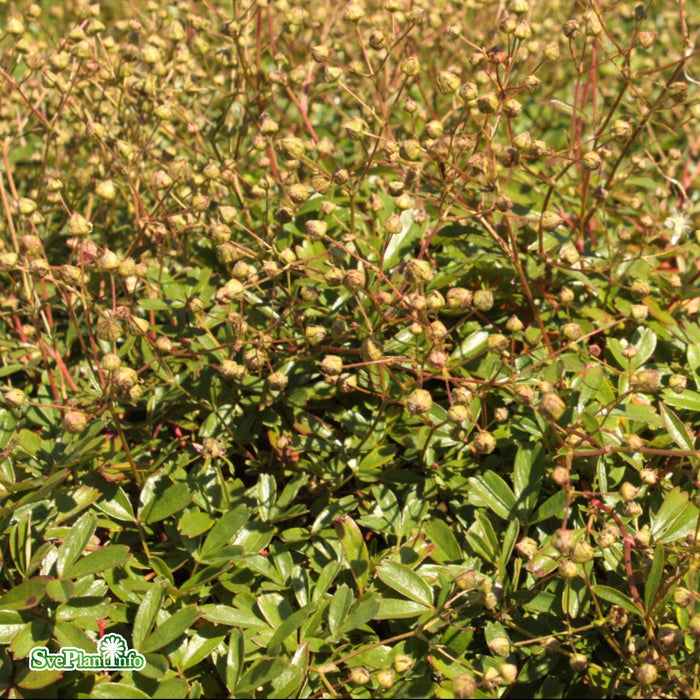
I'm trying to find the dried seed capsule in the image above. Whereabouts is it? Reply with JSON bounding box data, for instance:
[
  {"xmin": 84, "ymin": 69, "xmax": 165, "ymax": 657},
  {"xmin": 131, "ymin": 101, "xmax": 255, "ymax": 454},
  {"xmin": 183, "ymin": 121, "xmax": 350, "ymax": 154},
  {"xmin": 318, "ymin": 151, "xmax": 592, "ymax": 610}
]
[
  {"xmin": 473, "ymin": 290, "xmax": 494, "ymax": 311},
  {"xmin": 63, "ymin": 410, "xmax": 87, "ymax": 434},
  {"xmin": 539, "ymin": 392, "xmax": 566, "ymax": 420},
  {"xmin": 321, "ymin": 355, "xmax": 343, "ymax": 376},
  {"xmin": 632, "ymin": 369, "xmax": 659, "ymax": 392},
  {"xmin": 343, "ymin": 269, "xmax": 366, "ymax": 292},
  {"xmin": 406, "ymin": 389, "xmax": 433, "ymax": 415},
  {"xmin": 451, "ymin": 674, "xmax": 477, "ymax": 699},
  {"xmin": 404, "ymin": 258, "xmax": 434, "ymax": 284},
  {"xmin": 472, "ymin": 430, "xmax": 496, "ymax": 454},
  {"xmin": 393, "ymin": 654, "xmax": 413, "ymax": 673}
]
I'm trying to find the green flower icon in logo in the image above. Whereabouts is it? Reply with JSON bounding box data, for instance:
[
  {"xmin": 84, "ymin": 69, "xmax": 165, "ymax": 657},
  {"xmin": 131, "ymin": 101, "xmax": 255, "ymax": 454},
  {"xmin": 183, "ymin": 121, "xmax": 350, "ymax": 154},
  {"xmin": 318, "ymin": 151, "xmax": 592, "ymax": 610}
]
[{"xmin": 99, "ymin": 634, "xmax": 127, "ymax": 666}]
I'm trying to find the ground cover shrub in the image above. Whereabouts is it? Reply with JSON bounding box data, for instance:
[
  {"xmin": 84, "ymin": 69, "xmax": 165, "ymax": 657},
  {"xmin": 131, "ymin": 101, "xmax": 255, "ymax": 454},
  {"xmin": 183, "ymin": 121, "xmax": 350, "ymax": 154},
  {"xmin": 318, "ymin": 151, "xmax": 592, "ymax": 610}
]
[{"xmin": 1, "ymin": 0, "xmax": 700, "ymax": 696}]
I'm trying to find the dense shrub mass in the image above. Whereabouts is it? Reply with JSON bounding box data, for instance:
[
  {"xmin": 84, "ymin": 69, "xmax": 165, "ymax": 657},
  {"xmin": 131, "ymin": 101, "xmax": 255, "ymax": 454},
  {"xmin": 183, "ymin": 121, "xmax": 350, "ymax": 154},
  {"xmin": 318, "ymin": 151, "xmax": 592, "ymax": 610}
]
[{"xmin": 1, "ymin": 0, "xmax": 700, "ymax": 697}]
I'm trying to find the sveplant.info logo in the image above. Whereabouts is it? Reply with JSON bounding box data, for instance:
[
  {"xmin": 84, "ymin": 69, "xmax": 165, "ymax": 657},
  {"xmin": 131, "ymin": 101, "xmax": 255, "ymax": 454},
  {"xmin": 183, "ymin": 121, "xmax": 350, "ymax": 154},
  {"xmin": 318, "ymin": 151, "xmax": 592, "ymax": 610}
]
[{"xmin": 29, "ymin": 633, "xmax": 146, "ymax": 672}]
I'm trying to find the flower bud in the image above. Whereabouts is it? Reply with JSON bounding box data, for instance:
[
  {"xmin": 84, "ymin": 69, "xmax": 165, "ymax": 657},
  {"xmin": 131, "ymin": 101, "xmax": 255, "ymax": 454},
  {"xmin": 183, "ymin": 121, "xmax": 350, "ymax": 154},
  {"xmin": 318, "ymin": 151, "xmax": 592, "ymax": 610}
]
[
  {"xmin": 348, "ymin": 667, "xmax": 370, "ymax": 686},
  {"xmin": 632, "ymin": 369, "xmax": 659, "ymax": 392},
  {"xmin": 630, "ymin": 304, "xmax": 648, "ymax": 322},
  {"xmin": 539, "ymin": 392, "xmax": 566, "ymax": 420},
  {"xmin": 448, "ymin": 405, "xmax": 469, "ymax": 423},
  {"xmin": 63, "ymin": 410, "xmax": 88, "ymax": 434},
  {"xmin": 437, "ymin": 71, "xmax": 460, "ymax": 94},
  {"xmin": 447, "ymin": 287, "xmax": 472, "ymax": 309},
  {"xmin": 630, "ymin": 279, "xmax": 650, "ymax": 298},
  {"xmin": 305, "ymin": 325, "xmax": 327, "ymax": 346},
  {"xmin": 569, "ymin": 653, "xmax": 588, "ymax": 672},
  {"xmin": 305, "ymin": 220, "xmax": 327, "ymax": 240},
  {"xmin": 473, "ymin": 289, "xmax": 494, "ymax": 311},
  {"xmin": 477, "ymin": 93, "xmax": 499, "ymax": 114},
  {"xmin": 613, "ymin": 119, "xmax": 633, "ymax": 142},
  {"xmin": 393, "ymin": 654, "xmax": 413, "ymax": 674},
  {"xmin": 451, "ymin": 674, "xmax": 477, "ymax": 699},
  {"xmin": 405, "ymin": 258, "xmax": 434, "ymax": 284},
  {"xmin": 669, "ymin": 374, "xmax": 687, "ymax": 394},
  {"xmin": 562, "ymin": 323, "xmax": 581, "ymax": 341},
  {"xmin": 516, "ymin": 537, "xmax": 538, "ymax": 559},
  {"xmin": 400, "ymin": 54, "xmax": 420, "ymax": 76},
  {"xmin": 544, "ymin": 43, "xmax": 560, "ymax": 60},
  {"xmin": 634, "ymin": 663, "xmax": 657, "ymax": 686},
  {"xmin": 637, "ymin": 31, "xmax": 656, "ymax": 49},
  {"xmin": 4, "ymin": 388, "xmax": 26, "ymax": 409},
  {"xmin": 488, "ymin": 635, "xmax": 511, "ymax": 657},
  {"xmin": 552, "ymin": 528, "xmax": 574, "ymax": 555},
  {"xmin": 473, "ymin": 431, "xmax": 496, "ymax": 455},
  {"xmin": 541, "ymin": 211, "xmax": 563, "ymax": 231},
  {"xmin": 619, "ymin": 481, "xmax": 639, "ymax": 501},
  {"xmin": 488, "ymin": 333, "xmax": 509, "ymax": 355},
  {"xmin": 572, "ymin": 540, "xmax": 594, "ymax": 563},
  {"xmin": 406, "ymin": 389, "xmax": 433, "ymax": 415},
  {"xmin": 321, "ymin": 355, "xmax": 343, "ymax": 376},
  {"xmin": 360, "ymin": 337, "xmax": 383, "ymax": 362},
  {"xmin": 267, "ymin": 371, "xmax": 288, "ymax": 391},
  {"xmin": 343, "ymin": 269, "xmax": 366, "ymax": 292}
]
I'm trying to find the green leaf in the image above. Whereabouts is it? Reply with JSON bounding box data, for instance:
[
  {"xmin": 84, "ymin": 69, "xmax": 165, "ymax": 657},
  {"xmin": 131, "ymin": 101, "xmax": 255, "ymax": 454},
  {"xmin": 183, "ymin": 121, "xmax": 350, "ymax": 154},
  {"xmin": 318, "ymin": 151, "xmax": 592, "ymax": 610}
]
[
  {"xmin": 0, "ymin": 578, "xmax": 48, "ymax": 611},
  {"xmin": 267, "ymin": 607, "xmax": 309, "ymax": 650},
  {"xmin": 132, "ymin": 585, "xmax": 167, "ymax": 649},
  {"xmin": 631, "ymin": 327, "xmax": 657, "ymax": 369},
  {"xmin": 374, "ymin": 597, "xmax": 433, "ymax": 619},
  {"xmin": 645, "ymin": 546, "xmax": 664, "ymax": 611},
  {"xmin": 236, "ymin": 658, "xmax": 287, "ymax": 694},
  {"xmin": 593, "ymin": 585, "xmax": 642, "ymax": 616},
  {"xmin": 257, "ymin": 473, "xmax": 277, "ymax": 522},
  {"xmin": 650, "ymin": 487, "xmax": 700, "ymax": 544},
  {"xmin": 659, "ymin": 403, "xmax": 696, "ymax": 452},
  {"xmin": 201, "ymin": 604, "xmax": 267, "ymax": 629},
  {"xmin": 450, "ymin": 330, "xmax": 488, "ymax": 362},
  {"xmin": 140, "ymin": 482, "xmax": 191, "ymax": 524},
  {"xmin": 328, "ymin": 585, "xmax": 353, "ymax": 637},
  {"xmin": 92, "ymin": 683, "xmax": 150, "ymax": 699},
  {"xmin": 200, "ymin": 505, "xmax": 248, "ymax": 561},
  {"xmin": 181, "ymin": 626, "xmax": 227, "ymax": 670},
  {"xmin": 513, "ymin": 444, "xmax": 544, "ymax": 519},
  {"xmin": 423, "ymin": 518, "xmax": 462, "ymax": 562},
  {"xmin": 467, "ymin": 472, "xmax": 516, "ymax": 519},
  {"xmin": 65, "ymin": 545, "xmax": 131, "ymax": 579},
  {"xmin": 337, "ymin": 594, "xmax": 381, "ymax": 636},
  {"xmin": 226, "ymin": 629, "xmax": 244, "ymax": 692},
  {"xmin": 577, "ymin": 365, "xmax": 604, "ymax": 411},
  {"xmin": 46, "ymin": 579, "xmax": 74, "ymax": 602},
  {"xmin": 376, "ymin": 561, "xmax": 434, "ymax": 607},
  {"xmin": 178, "ymin": 510, "xmax": 214, "ymax": 537},
  {"xmin": 141, "ymin": 606, "xmax": 201, "ymax": 654},
  {"xmin": 334, "ymin": 515, "xmax": 370, "ymax": 594},
  {"xmin": 56, "ymin": 513, "xmax": 97, "ymax": 577}
]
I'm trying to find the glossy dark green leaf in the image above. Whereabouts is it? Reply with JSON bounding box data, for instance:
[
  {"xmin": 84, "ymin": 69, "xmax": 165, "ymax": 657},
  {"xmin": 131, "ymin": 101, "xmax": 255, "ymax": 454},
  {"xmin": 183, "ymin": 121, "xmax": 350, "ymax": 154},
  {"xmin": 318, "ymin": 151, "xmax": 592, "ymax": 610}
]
[
  {"xmin": 65, "ymin": 545, "xmax": 131, "ymax": 579},
  {"xmin": 141, "ymin": 606, "xmax": 201, "ymax": 654},
  {"xmin": 334, "ymin": 515, "xmax": 370, "ymax": 594},
  {"xmin": 56, "ymin": 514, "xmax": 96, "ymax": 577},
  {"xmin": 0, "ymin": 578, "xmax": 47, "ymax": 611},
  {"xmin": 376, "ymin": 561, "xmax": 434, "ymax": 607}
]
